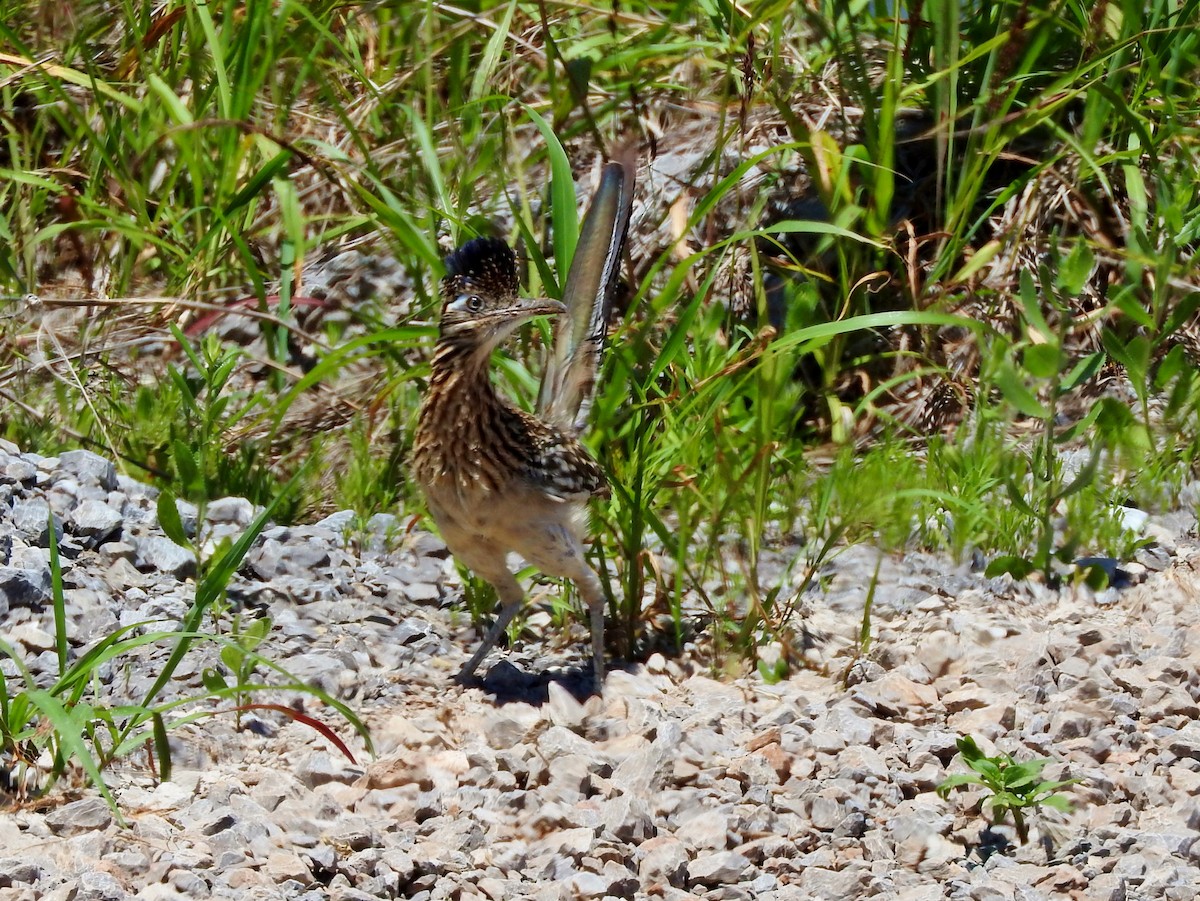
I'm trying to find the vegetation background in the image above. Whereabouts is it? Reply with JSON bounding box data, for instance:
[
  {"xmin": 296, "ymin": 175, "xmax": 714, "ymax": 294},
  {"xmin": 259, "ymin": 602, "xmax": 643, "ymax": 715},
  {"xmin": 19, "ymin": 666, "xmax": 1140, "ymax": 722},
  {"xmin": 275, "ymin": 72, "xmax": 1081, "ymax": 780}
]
[{"xmin": 1, "ymin": 0, "xmax": 1199, "ymax": 773}]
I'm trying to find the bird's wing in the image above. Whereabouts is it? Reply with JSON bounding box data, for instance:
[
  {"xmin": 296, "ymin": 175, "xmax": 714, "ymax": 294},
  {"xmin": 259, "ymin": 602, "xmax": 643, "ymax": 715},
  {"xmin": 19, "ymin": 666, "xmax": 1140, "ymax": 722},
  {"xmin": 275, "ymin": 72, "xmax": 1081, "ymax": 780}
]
[{"xmin": 537, "ymin": 155, "xmax": 635, "ymax": 435}]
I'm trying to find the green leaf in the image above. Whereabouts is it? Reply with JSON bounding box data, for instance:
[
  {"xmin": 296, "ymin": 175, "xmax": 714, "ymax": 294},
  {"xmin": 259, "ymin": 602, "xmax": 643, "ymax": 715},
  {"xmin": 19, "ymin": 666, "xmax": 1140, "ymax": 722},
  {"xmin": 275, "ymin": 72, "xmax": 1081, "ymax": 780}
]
[
  {"xmin": 1003, "ymin": 477, "xmax": 1036, "ymax": 517},
  {"xmin": 220, "ymin": 645, "xmax": 243, "ymax": 673},
  {"xmin": 1162, "ymin": 293, "xmax": 1200, "ymax": 336},
  {"xmin": 1093, "ymin": 396, "xmax": 1138, "ymax": 435},
  {"xmin": 757, "ymin": 659, "xmax": 778, "ymax": 684},
  {"xmin": 1056, "ymin": 448, "xmax": 1100, "ymax": 500},
  {"xmin": 950, "ymin": 240, "xmax": 1003, "ymax": 283},
  {"xmin": 146, "ymin": 74, "xmax": 193, "ymax": 125},
  {"xmin": 470, "ymin": 0, "xmax": 519, "ymax": 104},
  {"xmin": 171, "ymin": 440, "xmax": 202, "ymax": 497},
  {"xmin": 985, "ymin": 555, "xmax": 1035, "ymax": 580},
  {"xmin": 956, "ymin": 735, "xmax": 984, "ymax": 762},
  {"xmin": 649, "ymin": 289, "xmax": 706, "ymax": 382},
  {"xmin": 986, "ymin": 790, "xmax": 1020, "ymax": 813},
  {"xmin": 211, "ymin": 352, "xmax": 240, "ymax": 392},
  {"xmin": 1057, "ymin": 241, "xmax": 1095, "ymax": 296},
  {"xmin": 1055, "ymin": 399, "xmax": 1105, "ymax": 443},
  {"xmin": 201, "ymin": 667, "xmax": 228, "ymax": 693},
  {"xmin": 1021, "ymin": 343, "xmax": 1062, "ymax": 380},
  {"xmin": 1111, "ymin": 291, "xmax": 1156, "ymax": 329},
  {"xmin": 970, "ymin": 758, "xmax": 1003, "ymax": 784},
  {"xmin": 696, "ymin": 0, "xmax": 735, "ymax": 32},
  {"xmin": 167, "ymin": 365, "xmax": 197, "ymax": 408},
  {"xmin": 156, "ymin": 490, "xmax": 192, "ymax": 550},
  {"xmin": 564, "ymin": 57, "xmax": 592, "ymax": 107},
  {"xmin": 1101, "ymin": 330, "xmax": 1152, "ymax": 381},
  {"xmin": 1018, "ymin": 270, "xmax": 1052, "ymax": 343},
  {"xmin": 936, "ymin": 772, "xmax": 984, "ymax": 797},
  {"xmin": 152, "ymin": 713, "xmax": 172, "ymax": 783},
  {"xmin": 1061, "ymin": 351, "xmax": 1105, "ymax": 393},
  {"xmin": 130, "ymin": 463, "xmax": 311, "ymax": 733},
  {"xmin": 171, "ymin": 324, "xmax": 206, "ymax": 375},
  {"xmin": 190, "ymin": 0, "xmax": 231, "ymax": 117},
  {"xmin": 224, "ymin": 150, "xmax": 292, "ymax": 216},
  {"xmin": 48, "ymin": 511, "xmax": 68, "ymax": 676},
  {"xmin": 994, "ymin": 362, "xmax": 1048, "ymax": 418},
  {"xmin": 25, "ymin": 690, "xmax": 124, "ymax": 825},
  {"xmin": 1001, "ymin": 759, "xmax": 1049, "ymax": 789},
  {"xmin": 1154, "ymin": 344, "xmax": 1188, "ymax": 390},
  {"xmin": 524, "ymin": 105, "xmax": 578, "ymax": 292},
  {"xmin": 244, "ymin": 617, "xmax": 271, "ymax": 645},
  {"xmin": 1079, "ymin": 562, "xmax": 1111, "ymax": 590},
  {"xmin": 407, "ymin": 106, "xmax": 451, "ymax": 233},
  {"xmin": 1038, "ymin": 793, "xmax": 1075, "ymax": 812}
]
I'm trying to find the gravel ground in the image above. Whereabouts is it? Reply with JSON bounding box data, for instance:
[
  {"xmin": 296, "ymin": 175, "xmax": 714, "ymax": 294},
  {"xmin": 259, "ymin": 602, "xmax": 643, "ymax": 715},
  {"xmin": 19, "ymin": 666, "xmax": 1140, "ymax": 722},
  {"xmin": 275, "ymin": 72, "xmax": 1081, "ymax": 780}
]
[{"xmin": 2, "ymin": 438, "xmax": 1199, "ymax": 901}]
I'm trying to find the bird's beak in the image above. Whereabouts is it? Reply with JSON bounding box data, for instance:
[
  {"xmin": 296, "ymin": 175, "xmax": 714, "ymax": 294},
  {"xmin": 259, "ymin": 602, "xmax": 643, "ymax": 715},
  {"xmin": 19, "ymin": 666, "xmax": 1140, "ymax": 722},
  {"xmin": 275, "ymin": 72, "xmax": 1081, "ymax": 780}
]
[
  {"xmin": 475, "ymin": 296, "xmax": 566, "ymax": 351},
  {"xmin": 510, "ymin": 297, "xmax": 567, "ymax": 319}
]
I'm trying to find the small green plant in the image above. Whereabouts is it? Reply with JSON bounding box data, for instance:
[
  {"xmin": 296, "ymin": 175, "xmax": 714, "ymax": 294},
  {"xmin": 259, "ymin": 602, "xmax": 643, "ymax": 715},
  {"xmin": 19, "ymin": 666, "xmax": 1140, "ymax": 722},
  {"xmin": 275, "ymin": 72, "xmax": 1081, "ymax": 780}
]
[
  {"xmin": 0, "ymin": 486, "xmax": 368, "ymax": 818},
  {"xmin": 456, "ymin": 571, "xmax": 501, "ymax": 630},
  {"xmin": 756, "ymin": 640, "xmax": 788, "ymax": 685},
  {"xmin": 838, "ymin": 554, "xmax": 882, "ymax": 687},
  {"xmin": 202, "ymin": 614, "xmax": 273, "ymax": 730},
  {"xmin": 982, "ymin": 242, "xmax": 1110, "ymax": 582},
  {"xmin": 165, "ymin": 327, "xmax": 283, "ymax": 512},
  {"xmin": 936, "ymin": 735, "xmax": 1078, "ymax": 846}
]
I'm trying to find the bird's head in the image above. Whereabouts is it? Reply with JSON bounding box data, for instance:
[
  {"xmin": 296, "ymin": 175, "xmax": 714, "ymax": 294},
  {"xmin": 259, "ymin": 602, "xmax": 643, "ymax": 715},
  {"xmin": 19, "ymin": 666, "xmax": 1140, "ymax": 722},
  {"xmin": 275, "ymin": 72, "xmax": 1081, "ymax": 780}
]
[{"xmin": 439, "ymin": 237, "xmax": 564, "ymax": 353}]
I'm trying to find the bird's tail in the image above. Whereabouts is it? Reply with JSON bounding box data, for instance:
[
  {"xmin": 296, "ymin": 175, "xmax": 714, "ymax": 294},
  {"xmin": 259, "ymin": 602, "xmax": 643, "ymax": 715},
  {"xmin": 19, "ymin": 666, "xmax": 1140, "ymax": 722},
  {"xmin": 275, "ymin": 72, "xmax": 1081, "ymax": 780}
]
[{"xmin": 537, "ymin": 151, "xmax": 636, "ymax": 435}]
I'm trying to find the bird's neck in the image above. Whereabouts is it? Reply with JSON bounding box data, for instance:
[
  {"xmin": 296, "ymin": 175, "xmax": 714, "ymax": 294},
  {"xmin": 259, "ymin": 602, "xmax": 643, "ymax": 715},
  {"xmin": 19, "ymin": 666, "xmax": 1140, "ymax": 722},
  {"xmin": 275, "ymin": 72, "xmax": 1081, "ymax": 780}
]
[{"xmin": 428, "ymin": 335, "xmax": 501, "ymax": 401}]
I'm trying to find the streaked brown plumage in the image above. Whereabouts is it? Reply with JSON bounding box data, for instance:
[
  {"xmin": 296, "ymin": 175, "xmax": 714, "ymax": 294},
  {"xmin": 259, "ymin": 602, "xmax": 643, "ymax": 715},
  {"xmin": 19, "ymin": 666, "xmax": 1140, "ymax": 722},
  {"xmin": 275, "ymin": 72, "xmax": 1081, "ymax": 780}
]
[{"xmin": 412, "ymin": 160, "xmax": 634, "ymax": 691}]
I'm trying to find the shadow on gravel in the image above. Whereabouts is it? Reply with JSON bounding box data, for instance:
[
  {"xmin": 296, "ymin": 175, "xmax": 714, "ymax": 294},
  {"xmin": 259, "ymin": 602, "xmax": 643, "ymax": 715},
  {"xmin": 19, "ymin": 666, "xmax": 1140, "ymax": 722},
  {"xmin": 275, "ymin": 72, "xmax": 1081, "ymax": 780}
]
[
  {"xmin": 963, "ymin": 826, "xmax": 1060, "ymax": 867},
  {"xmin": 462, "ymin": 660, "xmax": 632, "ymax": 705},
  {"xmin": 973, "ymin": 826, "xmax": 1015, "ymax": 862}
]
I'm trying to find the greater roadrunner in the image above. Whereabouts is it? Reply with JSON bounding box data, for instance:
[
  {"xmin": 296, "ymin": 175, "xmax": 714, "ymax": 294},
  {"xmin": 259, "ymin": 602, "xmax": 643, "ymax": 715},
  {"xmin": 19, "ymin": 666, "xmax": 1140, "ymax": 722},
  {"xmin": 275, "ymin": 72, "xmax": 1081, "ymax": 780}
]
[{"xmin": 412, "ymin": 160, "xmax": 634, "ymax": 691}]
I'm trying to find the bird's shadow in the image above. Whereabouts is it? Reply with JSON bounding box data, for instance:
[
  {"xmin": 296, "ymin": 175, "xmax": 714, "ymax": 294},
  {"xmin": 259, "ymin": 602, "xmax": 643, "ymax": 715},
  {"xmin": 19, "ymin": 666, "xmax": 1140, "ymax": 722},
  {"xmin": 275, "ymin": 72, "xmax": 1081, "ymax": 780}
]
[
  {"xmin": 457, "ymin": 660, "xmax": 628, "ymax": 705},
  {"xmin": 963, "ymin": 825, "xmax": 1058, "ymax": 864}
]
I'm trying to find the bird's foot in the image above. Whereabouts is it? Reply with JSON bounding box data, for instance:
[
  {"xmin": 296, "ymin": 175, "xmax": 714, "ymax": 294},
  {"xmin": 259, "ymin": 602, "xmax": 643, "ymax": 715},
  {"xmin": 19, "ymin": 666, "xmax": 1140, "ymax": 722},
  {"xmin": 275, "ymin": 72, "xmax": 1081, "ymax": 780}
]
[{"xmin": 453, "ymin": 667, "xmax": 481, "ymax": 687}]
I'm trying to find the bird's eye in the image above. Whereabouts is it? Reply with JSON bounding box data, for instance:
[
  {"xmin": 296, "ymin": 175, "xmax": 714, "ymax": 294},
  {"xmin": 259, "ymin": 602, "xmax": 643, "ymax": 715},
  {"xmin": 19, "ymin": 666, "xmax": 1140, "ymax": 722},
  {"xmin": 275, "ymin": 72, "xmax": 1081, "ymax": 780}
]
[{"xmin": 463, "ymin": 294, "xmax": 483, "ymax": 312}]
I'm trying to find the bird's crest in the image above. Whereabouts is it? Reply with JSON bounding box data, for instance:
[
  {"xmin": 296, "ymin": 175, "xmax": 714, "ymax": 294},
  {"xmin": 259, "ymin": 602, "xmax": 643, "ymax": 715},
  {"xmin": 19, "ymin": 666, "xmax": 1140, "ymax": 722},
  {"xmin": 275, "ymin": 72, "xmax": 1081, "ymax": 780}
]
[{"xmin": 442, "ymin": 237, "xmax": 518, "ymax": 300}]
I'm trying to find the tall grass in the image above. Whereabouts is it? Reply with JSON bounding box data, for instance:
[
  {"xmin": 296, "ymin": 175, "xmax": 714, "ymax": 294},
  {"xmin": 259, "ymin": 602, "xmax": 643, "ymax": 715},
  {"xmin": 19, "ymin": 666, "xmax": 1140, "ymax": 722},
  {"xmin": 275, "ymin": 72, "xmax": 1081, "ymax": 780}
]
[{"xmin": 0, "ymin": 0, "xmax": 1198, "ymax": 685}]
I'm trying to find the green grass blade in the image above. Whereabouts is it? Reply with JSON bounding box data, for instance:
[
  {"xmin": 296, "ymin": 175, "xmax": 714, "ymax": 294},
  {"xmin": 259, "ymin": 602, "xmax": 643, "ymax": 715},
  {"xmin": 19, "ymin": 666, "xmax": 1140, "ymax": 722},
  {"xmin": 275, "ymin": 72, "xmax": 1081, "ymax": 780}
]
[
  {"xmin": 524, "ymin": 104, "xmax": 578, "ymax": 292},
  {"xmin": 24, "ymin": 689, "xmax": 125, "ymax": 825},
  {"xmin": 126, "ymin": 465, "xmax": 311, "ymax": 741},
  {"xmin": 152, "ymin": 712, "xmax": 172, "ymax": 783},
  {"xmin": 47, "ymin": 511, "xmax": 68, "ymax": 676}
]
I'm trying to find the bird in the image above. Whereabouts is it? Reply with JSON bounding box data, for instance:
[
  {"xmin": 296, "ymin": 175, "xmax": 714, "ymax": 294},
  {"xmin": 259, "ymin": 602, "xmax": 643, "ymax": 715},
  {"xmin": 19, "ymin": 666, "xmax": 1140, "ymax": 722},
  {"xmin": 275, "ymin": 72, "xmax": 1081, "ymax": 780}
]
[{"xmin": 412, "ymin": 158, "xmax": 634, "ymax": 692}]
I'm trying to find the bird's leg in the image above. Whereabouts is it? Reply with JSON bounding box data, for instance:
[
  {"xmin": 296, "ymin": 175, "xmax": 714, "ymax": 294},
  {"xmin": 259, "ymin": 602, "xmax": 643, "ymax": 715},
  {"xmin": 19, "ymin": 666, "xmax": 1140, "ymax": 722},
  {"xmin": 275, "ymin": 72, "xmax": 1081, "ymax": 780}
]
[
  {"xmin": 575, "ymin": 567, "xmax": 607, "ymax": 693},
  {"xmin": 456, "ymin": 569, "xmax": 524, "ymax": 683}
]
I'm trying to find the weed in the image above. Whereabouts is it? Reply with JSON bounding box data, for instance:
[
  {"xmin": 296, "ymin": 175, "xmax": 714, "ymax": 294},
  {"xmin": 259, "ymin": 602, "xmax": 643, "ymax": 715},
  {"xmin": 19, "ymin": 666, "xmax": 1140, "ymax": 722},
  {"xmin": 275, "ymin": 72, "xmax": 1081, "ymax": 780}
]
[
  {"xmin": 201, "ymin": 613, "xmax": 273, "ymax": 731},
  {"xmin": 0, "ymin": 480, "xmax": 370, "ymax": 817},
  {"xmin": 937, "ymin": 735, "xmax": 1078, "ymax": 846},
  {"xmin": 839, "ymin": 554, "xmax": 883, "ymax": 688},
  {"xmin": 985, "ymin": 258, "xmax": 1096, "ymax": 574}
]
